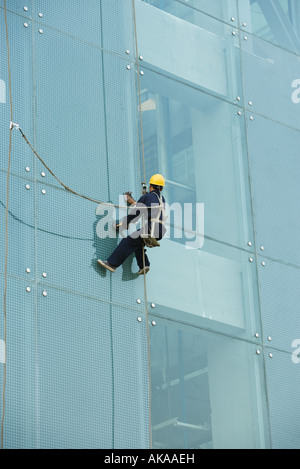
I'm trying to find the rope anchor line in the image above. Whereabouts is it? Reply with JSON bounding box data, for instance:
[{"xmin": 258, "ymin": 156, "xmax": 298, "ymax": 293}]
[{"xmin": 1, "ymin": 0, "xmax": 153, "ymax": 451}]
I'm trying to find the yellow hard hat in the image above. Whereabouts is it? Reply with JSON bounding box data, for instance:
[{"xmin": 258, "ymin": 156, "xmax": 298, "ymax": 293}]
[{"xmin": 149, "ymin": 174, "xmax": 165, "ymax": 187}]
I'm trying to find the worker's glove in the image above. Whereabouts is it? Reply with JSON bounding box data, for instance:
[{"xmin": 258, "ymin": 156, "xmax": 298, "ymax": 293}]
[{"xmin": 124, "ymin": 191, "xmax": 136, "ymax": 206}]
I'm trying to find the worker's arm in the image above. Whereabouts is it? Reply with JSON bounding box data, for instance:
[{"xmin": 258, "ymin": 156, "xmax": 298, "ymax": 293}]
[
  {"xmin": 123, "ymin": 193, "xmax": 150, "ymax": 228},
  {"xmin": 124, "ymin": 192, "xmax": 136, "ymax": 206}
]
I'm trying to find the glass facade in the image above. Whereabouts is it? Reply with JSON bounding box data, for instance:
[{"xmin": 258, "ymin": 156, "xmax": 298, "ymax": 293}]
[{"xmin": 0, "ymin": 0, "xmax": 299, "ymax": 449}]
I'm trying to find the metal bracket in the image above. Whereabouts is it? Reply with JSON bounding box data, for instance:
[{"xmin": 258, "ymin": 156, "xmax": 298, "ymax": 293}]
[{"xmin": 10, "ymin": 121, "xmax": 19, "ymax": 130}]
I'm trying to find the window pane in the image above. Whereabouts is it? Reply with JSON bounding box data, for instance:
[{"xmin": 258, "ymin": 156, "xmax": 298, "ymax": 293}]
[
  {"xmin": 265, "ymin": 348, "xmax": 300, "ymax": 449},
  {"xmin": 150, "ymin": 318, "xmax": 270, "ymax": 449},
  {"xmin": 135, "ymin": 0, "xmax": 242, "ymax": 103},
  {"xmin": 241, "ymin": 31, "xmax": 300, "ymax": 130},
  {"xmin": 147, "ymin": 238, "xmax": 261, "ymax": 340},
  {"xmin": 139, "ymin": 68, "xmax": 254, "ymax": 249},
  {"xmin": 239, "ymin": 0, "xmax": 300, "ymax": 54}
]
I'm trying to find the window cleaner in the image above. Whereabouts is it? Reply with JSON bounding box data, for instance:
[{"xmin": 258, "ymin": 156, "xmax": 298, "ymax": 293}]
[{"xmin": 98, "ymin": 174, "xmax": 166, "ymax": 275}]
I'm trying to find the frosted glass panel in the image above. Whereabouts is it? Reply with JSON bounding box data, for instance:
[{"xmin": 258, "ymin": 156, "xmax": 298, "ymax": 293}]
[
  {"xmin": 0, "ymin": 276, "xmax": 36, "ymax": 449},
  {"xmin": 241, "ymin": 33, "xmax": 300, "ymax": 130},
  {"xmin": 0, "ymin": 9, "xmax": 34, "ymax": 176},
  {"xmin": 265, "ymin": 348, "xmax": 300, "ymax": 449},
  {"xmin": 246, "ymin": 114, "xmax": 300, "ymax": 266}
]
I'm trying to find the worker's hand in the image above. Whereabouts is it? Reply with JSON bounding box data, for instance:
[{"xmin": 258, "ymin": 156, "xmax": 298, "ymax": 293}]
[{"xmin": 124, "ymin": 192, "xmax": 136, "ymax": 206}]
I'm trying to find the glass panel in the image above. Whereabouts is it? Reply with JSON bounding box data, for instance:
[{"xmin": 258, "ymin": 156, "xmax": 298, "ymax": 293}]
[
  {"xmin": 140, "ymin": 0, "xmax": 238, "ymax": 25},
  {"xmin": 37, "ymin": 287, "xmax": 114, "ymax": 449},
  {"xmin": 0, "ymin": 9, "xmax": 34, "ymax": 176},
  {"xmin": 112, "ymin": 305, "xmax": 150, "ymax": 449},
  {"xmin": 137, "ymin": 67, "xmax": 254, "ymax": 249},
  {"xmin": 35, "ymin": 0, "xmax": 103, "ymax": 46},
  {"xmin": 34, "ymin": 27, "xmax": 140, "ymax": 203},
  {"xmin": 246, "ymin": 113, "xmax": 300, "ymax": 266},
  {"xmin": 135, "ymin": 0, "xmax": 242, "ymax": 103},
  {"xmin": 101, "ymin": 0, "xmax": 136, "ymax": 56},
  {"xmin": 240, "ymin": 32, "xmax": 300, "ymax": 130},
  {"xmin": 265, "ymin": 348, "xmax": 300, "ymax": 449},
  {"xmin": 0, "ymin": 0, "xmax": 33, "ymax": 16},
  {"xmin": 258, "ymin": 257, "xmax": 300, "ymax": 353},
  {"xmin": 0, "ymin": 174, "xmax": 35, "ymax": 279},
  {"xmin": 0, "ymin": 276, "xmax": 36, "ymax": 449},
  {"xmin": 34, "ymin": 25, "xmax": 109, "ymax": 200},
  {"xmin": 37, "ymin": 289, "xmax": 150, "ymax": 449},
  {"xmin": 36, "ymin": 182, "xmax": 113, "ymax": 302},
  {"xmin": 150, "ymin": 317, "xmax": 270, "ymax": 449},
  {"xmin": 239, "ymin": 0, "xmax": 300, "ymax": 54},
  {"xmin": 147, "ymin": 238, "xmax": 261, "ymax": 341}
]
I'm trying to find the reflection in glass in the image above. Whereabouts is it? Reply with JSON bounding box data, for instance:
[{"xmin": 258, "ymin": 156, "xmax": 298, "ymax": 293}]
[
  {"xmin": 139, "ymin": 69, "xmax": 253, "ymax": 249},
  {"xmin": 150, "ymin": 319, "xmax": 270, "ymax": 449}
]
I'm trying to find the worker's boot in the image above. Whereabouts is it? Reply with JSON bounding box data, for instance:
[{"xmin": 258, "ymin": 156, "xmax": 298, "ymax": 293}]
[
  {"xmin": 97, "ymin": 259, "xmax": 116, "ymax": 273},
  {"xmin": 137, "ymin": 266, "xmax": 150, "ymax": 275}
]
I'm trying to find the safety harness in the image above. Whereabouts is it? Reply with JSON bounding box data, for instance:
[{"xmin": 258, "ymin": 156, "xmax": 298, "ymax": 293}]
[{"xmin": 140, "ymin": 192, "xmax": 166, "ymax": 248}]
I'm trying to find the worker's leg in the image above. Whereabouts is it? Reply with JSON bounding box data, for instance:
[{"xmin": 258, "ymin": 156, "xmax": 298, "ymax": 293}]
[
  {"xmin": 107, "ymin": 234, "xmax": 142, "ymax": 268},
  {"xmin": 135, "ymin": 246, "xmax": 150, "ymax": 270}
]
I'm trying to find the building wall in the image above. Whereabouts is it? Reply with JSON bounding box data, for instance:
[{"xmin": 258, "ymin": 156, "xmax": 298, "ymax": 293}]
[{"xmin": 0, "ymin": 0, "xmax": 300, "ymax": 449}]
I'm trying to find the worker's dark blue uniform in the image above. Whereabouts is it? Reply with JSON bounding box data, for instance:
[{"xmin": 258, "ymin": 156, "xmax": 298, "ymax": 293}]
[{"xmin": 108, "ymin": 190, "xmax": 166, "ymax": 269}]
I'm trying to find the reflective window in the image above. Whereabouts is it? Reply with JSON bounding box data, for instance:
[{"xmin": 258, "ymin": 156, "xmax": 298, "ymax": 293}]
[
  {"xmin": 141, "ymin": 0, "xmax": 238, "ymax": 24},
  {"xmin": 136, "ymin": 0, "xmax": 242, "ymax": 103},
  {"xmin": 240, "ymin": 0, "xmax": 300, "ymax": 54},
  {"xmin": 139, "ymin": 69, "xmax": 253, "ymax": 249},
  {"xmin": 150, "ymin": 318, "xmax": 270, "ymax": 449}
]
